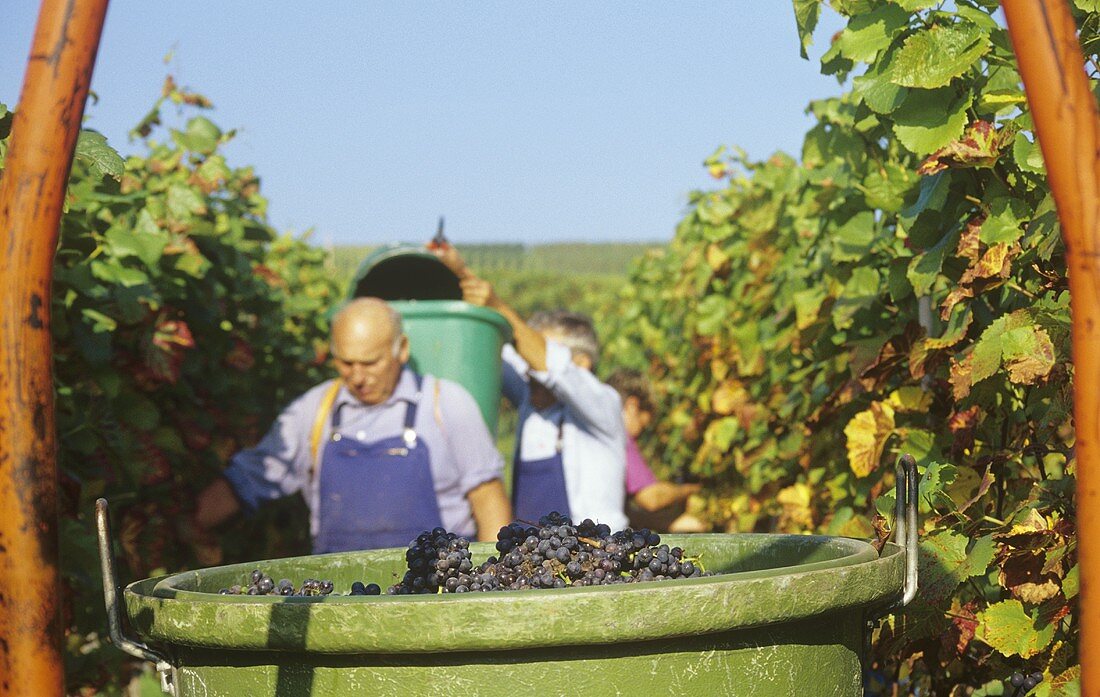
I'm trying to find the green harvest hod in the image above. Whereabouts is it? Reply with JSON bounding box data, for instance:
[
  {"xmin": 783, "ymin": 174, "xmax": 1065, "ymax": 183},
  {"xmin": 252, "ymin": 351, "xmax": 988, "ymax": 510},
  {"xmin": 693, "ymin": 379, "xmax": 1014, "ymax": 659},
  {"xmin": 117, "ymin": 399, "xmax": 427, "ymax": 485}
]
[
  {"xmin": 347, "ymin": 244, "xmax": 512, "ymax": 436},
  {"xmin": 123, "ymin": 537, "xmax": 902, "ymax": 697},
  {"xmin": 99, "ymin": 459, "xmax": 917, "ymax": 697}
]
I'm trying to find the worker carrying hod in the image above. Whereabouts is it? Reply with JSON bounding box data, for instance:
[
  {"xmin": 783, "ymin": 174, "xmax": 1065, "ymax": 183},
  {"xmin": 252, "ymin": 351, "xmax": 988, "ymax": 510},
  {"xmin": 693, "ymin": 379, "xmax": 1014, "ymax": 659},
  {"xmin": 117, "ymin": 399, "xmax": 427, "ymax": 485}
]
[
  {"xmin": 192, "ymin": 297, "xmax": 512, "ymax": 553},
  {"xmin": 431, "ymin": 246, "xmax": 629, "ymax": 531}
]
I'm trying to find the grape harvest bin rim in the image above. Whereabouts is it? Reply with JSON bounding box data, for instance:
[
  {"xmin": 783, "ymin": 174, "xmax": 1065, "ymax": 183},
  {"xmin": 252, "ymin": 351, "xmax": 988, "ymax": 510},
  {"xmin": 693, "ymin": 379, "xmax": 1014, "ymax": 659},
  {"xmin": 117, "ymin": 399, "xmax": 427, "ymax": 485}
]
[{"xmin": 123, "ymin": 533, "xmax": 904, "ymax": 655}]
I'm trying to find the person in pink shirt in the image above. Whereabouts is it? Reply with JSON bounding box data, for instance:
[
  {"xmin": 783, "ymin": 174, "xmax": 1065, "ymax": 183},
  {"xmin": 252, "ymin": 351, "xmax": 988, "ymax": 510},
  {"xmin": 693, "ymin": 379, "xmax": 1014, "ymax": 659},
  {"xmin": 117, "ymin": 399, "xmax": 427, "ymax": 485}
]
[{"xmin": 607, "ymin": 369, "xmax": 706, "ymax": 533}]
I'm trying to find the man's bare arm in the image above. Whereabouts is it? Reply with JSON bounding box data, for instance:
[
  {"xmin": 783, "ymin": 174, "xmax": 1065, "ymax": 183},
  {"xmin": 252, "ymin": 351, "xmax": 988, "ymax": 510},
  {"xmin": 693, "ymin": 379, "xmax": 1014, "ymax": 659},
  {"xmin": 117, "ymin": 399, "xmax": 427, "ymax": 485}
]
[
  {"xmin": 632, "ymin": 482, "xmax": 702, "ymax": 513},
  {"xmin": 194, "ymin": 477, "xmax": 242, "ymax": 529},
  {"xmin": 460, "ymin": 276, "xmax": 547, "ymax": 371},
  {"xmin": 431, "ymin": 245, "xmax": 548, "ymax": 371},
  {"xmin": 467, "ymin": 478, "xmax": 512, "ymax": 541}
]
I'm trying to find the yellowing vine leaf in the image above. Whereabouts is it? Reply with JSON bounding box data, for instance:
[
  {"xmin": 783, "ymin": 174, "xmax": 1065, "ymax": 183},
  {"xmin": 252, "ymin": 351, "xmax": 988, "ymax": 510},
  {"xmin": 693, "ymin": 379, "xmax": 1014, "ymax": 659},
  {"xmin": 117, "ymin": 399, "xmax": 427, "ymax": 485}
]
[
  {"xmin": 950, "ymin": 352, "xmax": 974, "ymax": 400},
  {"xmin": 916, "ymin": 120, "xmax": 1014, "ymax": 175},
  {"xmin": 777, "ymin": 482, "xmax": 814, "ymax": 530},
  {"xmin": 844, "ymin": 401, "xmax": 895, "ymax": 477},
  {"xmin": 1001, "ymin": 325, "xmax": 1056, "ymax": 384},
  {"xmin": 940, "ymin": 242, "xmax": 1018, "ymax": 320},
  {"xmin": 705, "ymin": 243, "xmax": 731, "ymax": 272},
  {"xmin": 886, "ymin": 386, "xmax": 932, "ymax": 412},
  {"xmin": 711, "ymin": 379, "xmax": 748, "ymax": 416},
  {"xmin": 998, "ymin": 550, "xmax": 1061, "ymax": 604},
  {"xmin": 975, "ymin": 599, "xmax": 1055, "ymax": 658}
]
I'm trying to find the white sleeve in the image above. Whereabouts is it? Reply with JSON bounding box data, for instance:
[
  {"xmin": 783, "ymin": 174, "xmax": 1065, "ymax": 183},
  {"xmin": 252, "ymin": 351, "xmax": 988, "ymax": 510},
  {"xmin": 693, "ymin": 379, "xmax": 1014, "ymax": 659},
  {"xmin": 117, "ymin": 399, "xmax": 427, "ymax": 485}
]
[{"xmin": 527, "ymin": 341, "xmax": 624, "ymax": 440}]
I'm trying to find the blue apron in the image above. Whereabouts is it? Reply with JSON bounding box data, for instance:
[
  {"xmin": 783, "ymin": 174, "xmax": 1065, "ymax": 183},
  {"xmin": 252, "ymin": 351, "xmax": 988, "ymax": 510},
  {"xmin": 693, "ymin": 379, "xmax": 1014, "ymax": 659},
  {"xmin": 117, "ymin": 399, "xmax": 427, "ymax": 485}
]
[
  {"xmin": 512, "ymin": 412, "xmax": 571, "ymax": 523},
  {"xmin": 314, "ymin": 375, "xmax": 444, "ymax": 552}
]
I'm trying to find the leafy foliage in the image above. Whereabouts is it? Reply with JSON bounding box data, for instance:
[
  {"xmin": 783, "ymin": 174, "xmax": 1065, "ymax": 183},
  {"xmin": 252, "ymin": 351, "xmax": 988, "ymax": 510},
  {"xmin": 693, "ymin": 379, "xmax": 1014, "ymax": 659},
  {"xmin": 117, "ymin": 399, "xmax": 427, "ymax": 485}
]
[
  {"xmin": 602, "ymin": 2, "xmax": 1085, "ymax": 693},
  {"xmin": 1, "ymin": 80, "xmax": 341, "ymax": 692}
]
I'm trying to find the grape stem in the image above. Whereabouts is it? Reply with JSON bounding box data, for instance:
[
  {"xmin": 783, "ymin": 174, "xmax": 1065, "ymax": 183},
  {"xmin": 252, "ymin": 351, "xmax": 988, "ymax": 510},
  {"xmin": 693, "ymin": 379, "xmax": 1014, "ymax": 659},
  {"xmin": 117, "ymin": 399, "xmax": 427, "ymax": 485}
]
[{"xmin": 682, "ymin": 554, "xmax": 707, "ymax": 573}]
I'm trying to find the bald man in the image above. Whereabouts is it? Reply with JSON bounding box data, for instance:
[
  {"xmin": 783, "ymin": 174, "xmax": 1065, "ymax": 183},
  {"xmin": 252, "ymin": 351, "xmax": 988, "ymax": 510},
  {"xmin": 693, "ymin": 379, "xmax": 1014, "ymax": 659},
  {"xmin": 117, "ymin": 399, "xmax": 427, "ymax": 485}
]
[{"xmin": 193, "ymin": 298, "xmax": 511, "ymax": 553}]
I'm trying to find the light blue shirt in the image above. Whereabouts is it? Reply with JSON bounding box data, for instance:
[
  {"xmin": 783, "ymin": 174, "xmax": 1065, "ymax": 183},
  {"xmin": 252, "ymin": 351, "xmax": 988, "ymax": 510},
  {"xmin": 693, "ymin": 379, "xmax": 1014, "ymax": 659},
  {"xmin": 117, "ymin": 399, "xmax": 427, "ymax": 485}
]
[
  {"xmin": 503, "ymin": 342, "xmax": 628, "ymax": 530},
  {"xmin": 223, "ymin": 368, "xmax": 504, "ymax": 538}
]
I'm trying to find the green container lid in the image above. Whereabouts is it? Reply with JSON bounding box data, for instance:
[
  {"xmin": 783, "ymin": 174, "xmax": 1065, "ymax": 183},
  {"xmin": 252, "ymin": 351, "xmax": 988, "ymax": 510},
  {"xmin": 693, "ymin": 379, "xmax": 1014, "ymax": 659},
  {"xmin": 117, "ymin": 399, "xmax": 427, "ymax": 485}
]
[
  {"xmin": 346, "ymin": 244, "xmax": 512, "ymax": 434},
  {"xmin": 349, "ymin": 244, "xmax": 462, "ymax": 301}
]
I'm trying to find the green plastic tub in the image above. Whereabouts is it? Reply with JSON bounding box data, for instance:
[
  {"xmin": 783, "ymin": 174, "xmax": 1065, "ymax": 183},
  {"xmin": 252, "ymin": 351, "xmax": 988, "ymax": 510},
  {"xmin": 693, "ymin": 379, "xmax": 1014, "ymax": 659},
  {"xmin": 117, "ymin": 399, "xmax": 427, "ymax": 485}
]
[
  {"xmin": 390, "ymin": 300, "xmax": 511, "ymax": 436},
  {"xmin": 347, "ymin": 244, "xmax": 512, "ymax": 434},
  {"xmin": 122, "ymin": 534, "xmax": 906, "ymax": 696}
]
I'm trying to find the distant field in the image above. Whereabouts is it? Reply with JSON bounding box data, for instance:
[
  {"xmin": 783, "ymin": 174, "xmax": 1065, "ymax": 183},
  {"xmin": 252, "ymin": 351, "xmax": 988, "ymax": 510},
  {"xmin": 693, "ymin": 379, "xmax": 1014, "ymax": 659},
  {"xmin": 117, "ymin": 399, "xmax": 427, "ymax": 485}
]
[{"xmin": 328, "ymin": 242, "xmax": 663, "ymax": 285}]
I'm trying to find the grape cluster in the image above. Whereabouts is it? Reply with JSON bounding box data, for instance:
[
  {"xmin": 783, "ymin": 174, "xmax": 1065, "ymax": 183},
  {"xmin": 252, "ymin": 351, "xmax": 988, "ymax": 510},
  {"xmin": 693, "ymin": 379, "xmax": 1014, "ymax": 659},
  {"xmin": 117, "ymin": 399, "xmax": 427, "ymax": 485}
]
[
  {"xmin": 218, "ymin": 568, "xmax": 380, "ymax": 596},
  {"xmin": 387, "ymin": 527, "xmax": 475, "ymax": 595},
  {"xmin": 1008, "ymin": 671, "xmax": 1044, "ymax": 696},
  {"xmin": 388, "ymin": 512, "xmax": 708, "ymax": 595}
]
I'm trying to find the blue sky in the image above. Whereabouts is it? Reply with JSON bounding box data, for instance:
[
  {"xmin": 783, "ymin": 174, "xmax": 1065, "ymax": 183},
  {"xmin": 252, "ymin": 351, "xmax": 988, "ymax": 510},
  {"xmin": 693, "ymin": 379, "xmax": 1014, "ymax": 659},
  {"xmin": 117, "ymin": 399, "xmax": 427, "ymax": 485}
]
[{"xmin": 2, "ymin": 3, "xmax": 844, "ymax": 246}]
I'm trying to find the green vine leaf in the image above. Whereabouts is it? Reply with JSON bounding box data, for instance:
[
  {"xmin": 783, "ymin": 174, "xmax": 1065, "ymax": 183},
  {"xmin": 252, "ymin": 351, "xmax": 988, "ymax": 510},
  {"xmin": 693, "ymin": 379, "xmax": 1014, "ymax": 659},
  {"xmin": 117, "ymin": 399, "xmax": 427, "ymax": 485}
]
[
  {"xmin": 918, "ymin": 529, "xmax": 971, "ymax": 604},
  {"xmin": 172, "ymin": 116, "xmax": 223, "ymax": 155},
  {"xmin": 832, "ymin": 211, "xmax": 877, "ymax": 261},
  {"xmin": 792, "ymin": 0, "xmax": 822, "ymax": 59},
  {"xmin": 853, "ymin": 56, "xmax": 909, "ymax": 115},
  {"xmin": 895, "ymin": 0, "xmax": 939, "ymax": 9},
  {"xmin": 106, "ymin": 211, "xmax": 168, "ymax": 267},
  {"xmin": 1012, "ymin": 132, "xmax": 1046, "ymax": 174},
  {"xmin": 980, "ymin": 196, "xmax": 1028, "ymax": 245},
  {"xmin": 888, "ymin": 23, "xmax": 990, "ymax": 88},
  {"xmin": 892, "ymin": 88, "xmax": 972, "ymax": 155},
  {"xmin": 906, "ymin": 226, "xmax": 959, "ymax": 295},
  {"xmin": 74, "ymin": 130, "xmax": 124, "ymax": 181},
  {"xmin": 833, "ymin": 4, "xmax": 910, "ymax": 63}
]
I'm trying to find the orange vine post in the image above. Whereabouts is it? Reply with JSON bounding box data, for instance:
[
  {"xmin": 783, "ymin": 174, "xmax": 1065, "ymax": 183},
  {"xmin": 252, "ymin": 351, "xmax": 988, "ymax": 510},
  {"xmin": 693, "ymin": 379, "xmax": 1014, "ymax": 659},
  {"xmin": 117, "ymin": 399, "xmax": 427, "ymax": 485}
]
[
  {"xmin": 1002, "ymin": 1, "xmax": 1100, "ymax": 694},
  {"xmin": 0, "ymin": 0, "xmax": 110, "ymax": 693}
]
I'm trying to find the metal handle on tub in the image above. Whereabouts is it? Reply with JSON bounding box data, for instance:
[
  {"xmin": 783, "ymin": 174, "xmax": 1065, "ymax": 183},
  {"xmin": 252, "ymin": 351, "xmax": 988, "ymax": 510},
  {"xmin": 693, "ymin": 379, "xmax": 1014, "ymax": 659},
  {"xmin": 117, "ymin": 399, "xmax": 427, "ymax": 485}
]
[
  {"xmin": 95, "ymin": 498, "xmax": 176, "ymax": 694},
  {"xmin": 892, "ymin": 455, "xmax": 919, "ymax": 607}
]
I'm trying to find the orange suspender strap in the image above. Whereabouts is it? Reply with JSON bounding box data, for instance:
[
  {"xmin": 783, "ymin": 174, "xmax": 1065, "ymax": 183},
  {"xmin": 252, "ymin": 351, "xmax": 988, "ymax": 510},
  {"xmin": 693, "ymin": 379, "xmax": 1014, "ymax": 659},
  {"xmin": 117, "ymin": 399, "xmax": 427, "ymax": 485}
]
[{"xmin": 309, "ymin": 379, "xmax": 343, "ymax": 482}]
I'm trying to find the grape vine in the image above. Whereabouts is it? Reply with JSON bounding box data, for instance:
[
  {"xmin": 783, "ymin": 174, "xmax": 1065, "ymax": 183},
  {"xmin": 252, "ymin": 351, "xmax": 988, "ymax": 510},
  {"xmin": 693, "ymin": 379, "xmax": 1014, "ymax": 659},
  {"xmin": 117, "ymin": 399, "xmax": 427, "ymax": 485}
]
[{"xmin": 601, "ymin": 2, "xmax": 1089, "ymax": 693}]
